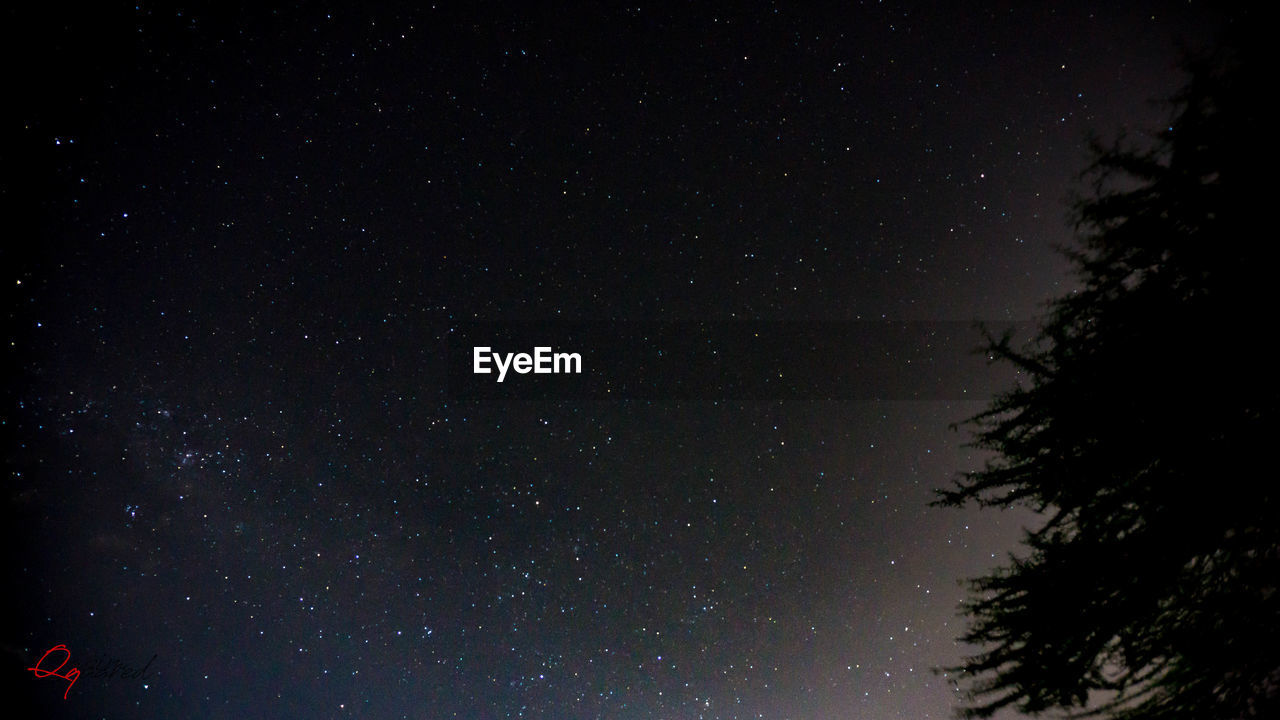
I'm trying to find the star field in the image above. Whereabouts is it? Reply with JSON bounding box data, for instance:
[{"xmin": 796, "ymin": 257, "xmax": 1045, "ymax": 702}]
[{"xmin": 4, "ymin": 3, "xmax": 1226, "ymax": 718}]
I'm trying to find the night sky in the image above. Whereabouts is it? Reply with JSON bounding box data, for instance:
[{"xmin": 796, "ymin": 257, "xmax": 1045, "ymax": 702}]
[{"xmin": 5, "ymin": 3, "xmax": 1228, "ymax": 718}]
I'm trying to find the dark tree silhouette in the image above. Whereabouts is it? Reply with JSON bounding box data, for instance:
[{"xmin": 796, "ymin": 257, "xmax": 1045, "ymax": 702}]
[{"xmin": 937, "ymin": 27, "xmax": 1277, "ymax": 720}]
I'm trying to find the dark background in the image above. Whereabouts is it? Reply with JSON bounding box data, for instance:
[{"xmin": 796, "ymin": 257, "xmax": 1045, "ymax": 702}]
[{"xmin": 4, "ymin": 2, "xmax": 1227, "ymax": 718}]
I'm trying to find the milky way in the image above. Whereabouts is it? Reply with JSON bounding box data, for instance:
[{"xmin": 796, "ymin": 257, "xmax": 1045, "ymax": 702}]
[{"xmin": 6, "ymin": 3, "xmax": 1226, "ymax": 718}]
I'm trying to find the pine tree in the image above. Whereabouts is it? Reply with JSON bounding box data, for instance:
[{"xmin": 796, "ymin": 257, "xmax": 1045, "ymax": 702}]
[{"xmin": 938, "ymin": 27, "xmax": 1277, "ymax": 720}]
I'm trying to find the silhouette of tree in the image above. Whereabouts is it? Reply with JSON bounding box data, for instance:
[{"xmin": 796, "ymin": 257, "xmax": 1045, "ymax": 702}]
[{"xmin": 937, "ymin": 27, "xmax": 1277, "ymax": 720}]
